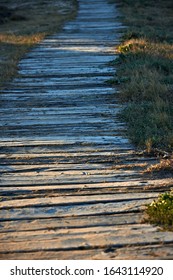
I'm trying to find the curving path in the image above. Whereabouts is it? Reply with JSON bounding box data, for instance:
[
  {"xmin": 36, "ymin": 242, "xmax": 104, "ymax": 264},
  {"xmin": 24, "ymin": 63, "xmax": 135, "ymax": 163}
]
[{"xmin": 0, "ymin": 0, "xmax": 173, "ymax": 259}]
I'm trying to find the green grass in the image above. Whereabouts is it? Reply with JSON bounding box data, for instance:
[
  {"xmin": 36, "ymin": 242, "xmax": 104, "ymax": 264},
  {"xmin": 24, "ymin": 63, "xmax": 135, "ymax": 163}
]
[
  {"xmin": 145, "ymin": 191, "xmax": 173, "ymax": 231},
  {"xmin": 110, "ymin": 0, "xmax": 173, "ymax": 151},
  {"xmin": 0, "ymin": 0, "xmax": 78, "ymax": 89},
  {"xmin": 111, "ymin": 0, "xmax": 173, "ymax": 231}
]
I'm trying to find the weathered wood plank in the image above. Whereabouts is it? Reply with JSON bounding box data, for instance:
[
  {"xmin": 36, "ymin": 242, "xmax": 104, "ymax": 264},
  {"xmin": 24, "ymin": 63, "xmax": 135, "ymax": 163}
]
[
  {"xmin": 0, "ymin": 151, "xmax": 125, "ymax": 158},
  {"xmin": 0, "ymin": 176, "xmax": 146, "ymax": 188},
  {"xmin": 1, "ymin": 244, "xmax": 172, "ymax": 260},
  {"xmin": 0, "ymin": 185, "xmax": 152, "ymax": 196},
  {"xmin": 0, "ymin": 213, "xmax": 143, "ymax": 233},
  {"xmin": 0, "ymin": 199, "xmax": 152, "ymax": 221},
  {"xmin": 0, "ymin": 136, "xmax": 131, "ymax": 145},
  {"xmin": 0, "ymin": 224, "xmax": 164, "ymax": 242},
  {"xmin": 0, "ymin": 224, "xmax": 172, "ymax": 254},
  {"xmin": 0, "ymin": 192, "xmax": 159, "ymax": 209},
  {"xmin": 0, "ymin": 140, "xmax": 132, "ymax": 150}
]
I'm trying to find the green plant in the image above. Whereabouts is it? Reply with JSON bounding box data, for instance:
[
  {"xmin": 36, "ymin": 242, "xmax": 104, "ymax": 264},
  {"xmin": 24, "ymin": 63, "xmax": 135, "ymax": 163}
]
[{"xmin": 146, "ymin": 191, "xmax": 173, "ymax": 230}]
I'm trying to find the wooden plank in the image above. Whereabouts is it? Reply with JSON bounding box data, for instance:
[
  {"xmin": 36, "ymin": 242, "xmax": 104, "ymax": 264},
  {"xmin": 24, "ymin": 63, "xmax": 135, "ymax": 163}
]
[
  {"xmin": 0, "ymin": 140, "xmax": 132, "ymax": 150},
  {"xmin": 0, "ymin": 224, "xmax": 173, "ymax": 254},
  {"xmin": 0, "ymin": 151, "xmax": 126, "ymax": 158},
  {"xmin": 0, "ymin": 136, "xmax": 131, "ymax": 145},
  {"xmin": 0, "ymin": 199, "xmax": 152, "ymax": 221},
  {"xmin": 0, "ymin": 181, "xmax": 149, "ymax": 193},
  {"xmin": 0, "ymin": 224, "xmax": 161, "ymax": 241},
  {"xmin": 0, "ymin": 182, "xmax": 150, "ymax": 194},
  {"xmin": 0, "ymin": 176, "xmax": 145, "ymax": 187},
  {"xmin": 0, "ymin": 162, "xmax": 150, "ymax": 175},
  {"xmin": 0, "ymin": 188, "xmax": 166, "ymax": 203},
  {"xmin": 0, "ymin": 183, "xmax": 165, "ymax": 196},
  {"xmin": 0, "ymin": 170, "xmax": 141, "ymax": 180},
  {"xmin": 0, "ymin": 192, "xmax": 158, "ymax": 209},
  {"xmin": 1, "ymin": 244, "xmax": 172, "ymax": 260},
  {"xmin": 0, "ymin": 213, "xmax": 143, "ymax": 233},
  {"xmin": 0, "ymin": 163, "xmax": 118, "ymax": 173},
  {"xmin": 0, "ymin": 165, "xmax": 138, "ymax": 175}
]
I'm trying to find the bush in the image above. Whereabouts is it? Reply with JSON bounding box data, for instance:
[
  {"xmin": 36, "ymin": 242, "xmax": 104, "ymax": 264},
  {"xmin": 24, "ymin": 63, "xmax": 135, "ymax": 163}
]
[{"xmin": 146, "ymin": 191, "xmax": 173, "ymax": 230}]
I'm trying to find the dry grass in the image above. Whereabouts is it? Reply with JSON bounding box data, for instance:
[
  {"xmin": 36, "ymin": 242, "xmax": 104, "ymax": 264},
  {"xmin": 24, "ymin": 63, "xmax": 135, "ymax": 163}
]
[
  {"xmin": 0, "ymin": 0, "xmax": 78, "ymax": 89},
  {"xmin": 145, "ymin": 158, "xmax": 173, "ymax": 174},
  {"xmin": 112, "ymin": 162, "xmax": 147, "ymax": 170}
]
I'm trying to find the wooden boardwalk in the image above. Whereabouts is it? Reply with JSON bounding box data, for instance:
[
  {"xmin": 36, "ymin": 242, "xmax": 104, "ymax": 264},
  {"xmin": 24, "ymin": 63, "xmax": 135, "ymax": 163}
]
[{"xmin": 0, "ymin": 0, "xmax": 173, "ymax": 259}]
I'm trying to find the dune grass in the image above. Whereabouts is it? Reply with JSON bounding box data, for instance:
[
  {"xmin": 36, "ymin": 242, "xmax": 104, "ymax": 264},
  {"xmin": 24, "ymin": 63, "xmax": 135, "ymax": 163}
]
[
  {"xmin": 0, "ymin": 0, "xmax": 78, "ymax": 89},
  {"xmin": 110, "ymin": 0, "xmax": 173, "ymax": 230},
  {"xmin": 110, "ymin": 0, "xmax": 173, "ymax": 151}
]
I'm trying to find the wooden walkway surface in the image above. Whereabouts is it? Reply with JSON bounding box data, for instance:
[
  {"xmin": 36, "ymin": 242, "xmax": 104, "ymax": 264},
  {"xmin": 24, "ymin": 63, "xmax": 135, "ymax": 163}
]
[{"xmin": 0, "ymin": 0, "xmax": 173, "ymax": 259}]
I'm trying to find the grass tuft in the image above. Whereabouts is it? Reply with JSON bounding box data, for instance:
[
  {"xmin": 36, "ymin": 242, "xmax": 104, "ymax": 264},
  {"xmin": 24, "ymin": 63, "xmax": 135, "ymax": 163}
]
[
  {"xmin": 145, "ymin": 158, "xmax": 173, "ymax": 174},
  {"xmin": 145, "ymin": 191, "xmax": 173, "ymax": 230}
]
